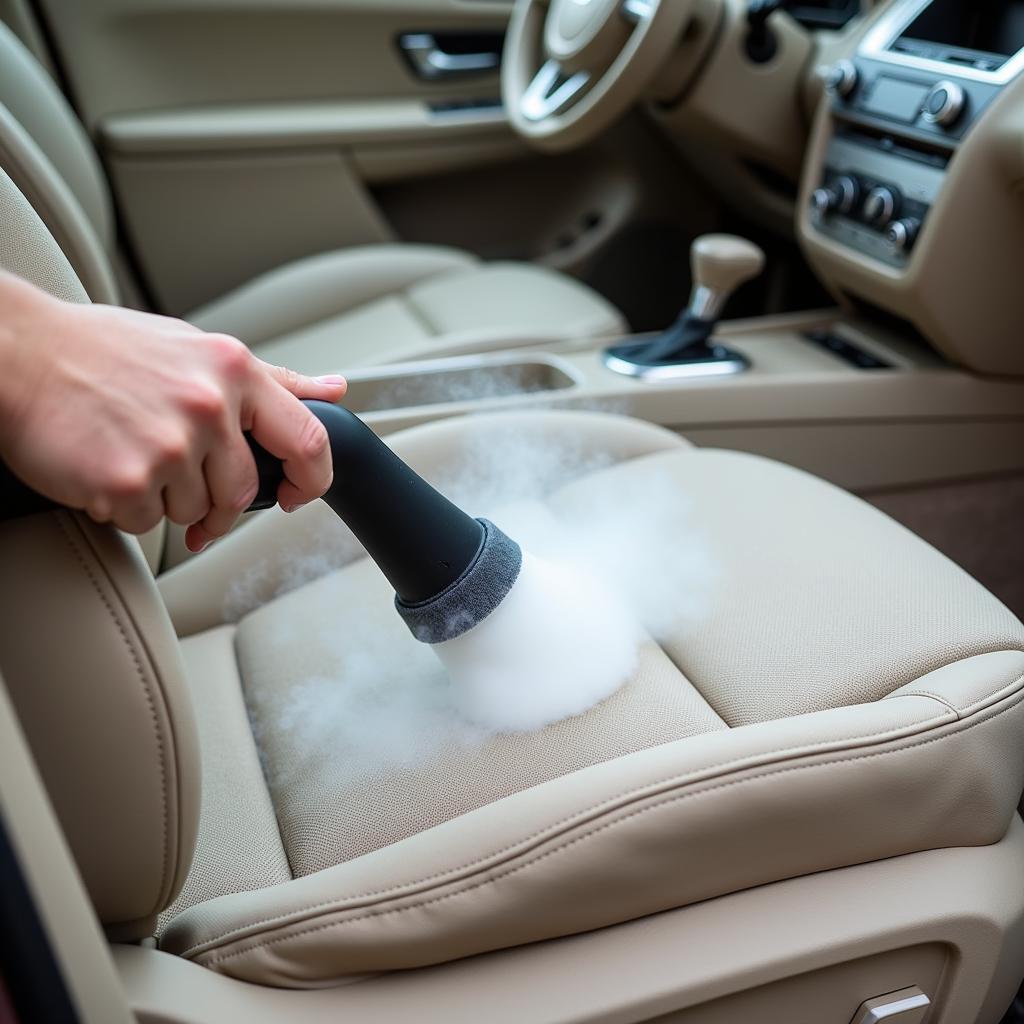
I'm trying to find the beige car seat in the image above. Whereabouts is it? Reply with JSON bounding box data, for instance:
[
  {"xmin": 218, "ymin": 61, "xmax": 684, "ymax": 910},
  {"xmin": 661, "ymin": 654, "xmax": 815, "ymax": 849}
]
[
  {"xmin": 0, "ymin": 22, "xmax": 625, "ymax": 375},
  {"xmin": 3, "ymin": 159, "xmax": 1024, "ymax": 1019}
]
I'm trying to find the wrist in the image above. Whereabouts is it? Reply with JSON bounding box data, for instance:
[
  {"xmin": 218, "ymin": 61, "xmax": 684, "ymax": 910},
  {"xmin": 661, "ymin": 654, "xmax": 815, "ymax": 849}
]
[{"xmin": 0, "ymin": 273, "xmax": 65, "ymax": 447}]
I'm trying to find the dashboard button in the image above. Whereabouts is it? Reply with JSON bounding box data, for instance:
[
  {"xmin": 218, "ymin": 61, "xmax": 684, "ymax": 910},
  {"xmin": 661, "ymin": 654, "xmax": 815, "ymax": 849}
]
[{"xmin": 922, "ymin": 80, "xmax": 966, "ymax": 127}]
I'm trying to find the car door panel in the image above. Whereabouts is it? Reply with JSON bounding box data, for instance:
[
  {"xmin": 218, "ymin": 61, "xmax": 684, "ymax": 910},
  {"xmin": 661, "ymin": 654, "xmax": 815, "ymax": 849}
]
[
  {"xmin": 35, "ymin": 0, "xmax": 514, "ymax": 120},
  {"xmin": 28, "ymin": 0, "xmax": 524, "ymax": 312}
]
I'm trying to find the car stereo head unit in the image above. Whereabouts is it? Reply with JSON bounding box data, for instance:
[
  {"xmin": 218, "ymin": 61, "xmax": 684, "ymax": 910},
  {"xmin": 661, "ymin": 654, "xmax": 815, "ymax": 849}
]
[
  {"xmin": 807, "ymin": 0, "xmax": 1024, "ymax": 269},
  {"xmin": 861, "ymin": 0, "xmax": 1024, "ymax": 84}
]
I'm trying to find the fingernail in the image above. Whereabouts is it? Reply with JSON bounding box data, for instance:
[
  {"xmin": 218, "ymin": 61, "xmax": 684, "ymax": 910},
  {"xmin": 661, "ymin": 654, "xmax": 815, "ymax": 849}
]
[
  {"xmin": 282, "ymin": 503, "xmax": 300, "ymax": 514},
  {"xmin": 315, "ymin": 374, "xmax": 346, "ymax": 386},
  {"xmin": 196, "ymin": 540, "xmax": 211, "ymax": 553}
]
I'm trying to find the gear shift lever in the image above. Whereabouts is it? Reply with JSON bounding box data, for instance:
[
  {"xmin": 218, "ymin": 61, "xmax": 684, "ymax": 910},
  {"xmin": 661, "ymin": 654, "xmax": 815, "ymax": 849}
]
[{"xmin": 603, "ymin": 234, "xmax": 765, "ymax": 380}]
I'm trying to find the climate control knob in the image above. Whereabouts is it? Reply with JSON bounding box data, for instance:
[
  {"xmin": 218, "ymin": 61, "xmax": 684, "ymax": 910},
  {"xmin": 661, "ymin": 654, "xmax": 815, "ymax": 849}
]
[
  {"xmin": 811, "ymin": 175, "xmax": 861, "ymax": 218},
  {"xmin": 886, "ymin": 217, "xmax": 921, "ymax": 253},
  {"xmin": 922, "ymin": 80, "xmax": 966, "ymax": 128},
  {"xmin": 863, "ymin": 186, "xmax": 900, "ymax": 227}
]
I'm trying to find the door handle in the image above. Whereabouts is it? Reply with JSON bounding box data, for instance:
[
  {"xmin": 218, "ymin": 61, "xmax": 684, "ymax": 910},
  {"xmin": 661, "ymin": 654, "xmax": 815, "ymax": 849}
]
[{"xmin": 399, "ymin": 33, "xmax": 501, "ymax": 80}]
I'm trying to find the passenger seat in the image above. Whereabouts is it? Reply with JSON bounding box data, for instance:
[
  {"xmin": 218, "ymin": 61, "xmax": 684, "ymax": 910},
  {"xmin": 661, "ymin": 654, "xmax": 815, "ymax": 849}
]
[{"xmin": 0, "ymin": 22, "xmax": 625, "ymax": 373}]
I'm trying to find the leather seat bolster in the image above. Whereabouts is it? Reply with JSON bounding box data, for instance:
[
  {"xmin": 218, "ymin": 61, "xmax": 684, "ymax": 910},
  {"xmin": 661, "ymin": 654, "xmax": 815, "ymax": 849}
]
[
  {"xmin": 0, "ymin": 511, "xmax": 200, "ymax": 938},
  {"xmin": 0, "ymin": 23, "xmax": 113, "ymax": 250},
  {"xmin": 160, "ymin": 651, "xmax": 1024, "ymax": 984},
  {"xmin": 0, "ymin": 164, "xmax": 89, "ymax": 303},
  {"xmin": 0, "ymin": 106, "xmax": 118, "ymax": 304},
  {"xmin": 188, "ymin": 245, "xmax": 478, "ymax": 348}
]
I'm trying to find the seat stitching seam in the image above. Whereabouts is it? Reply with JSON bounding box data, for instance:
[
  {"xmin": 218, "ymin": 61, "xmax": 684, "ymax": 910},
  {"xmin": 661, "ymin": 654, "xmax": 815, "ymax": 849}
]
[
  {"xmin": 216, "ymin": 261, "xmax": 469, "ymax": 342},
  {"xmin": 176, "ymin": 705, "xmax": 955, "ymax": 955},
  {"xmin": 883, "ymin": 689, "xmax": 959, "ymax": 715},
  {"xmin": 197, "ymin": 686, "xmax": 1024, "ymax": 966},
  {"xmin": 56, "ymin": 514, "xmax": 171, "ymax": 909},
  {"xmin": 400, "ymin": 293, "xmax": 441, "ymax": 336},
  {"xmin": 176, "ymin": 695, "xmax": 984, "ymax": 957}
]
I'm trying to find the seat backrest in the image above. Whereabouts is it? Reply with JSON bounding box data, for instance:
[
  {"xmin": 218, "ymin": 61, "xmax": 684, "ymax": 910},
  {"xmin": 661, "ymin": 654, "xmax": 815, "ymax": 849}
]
[
  {"xmin": 0, "ymin": 166, "xmax": 199, "ymax": 940},
  {"xmin": 0, "ymin": 20, "xmax": 119, "ymax": 303}
]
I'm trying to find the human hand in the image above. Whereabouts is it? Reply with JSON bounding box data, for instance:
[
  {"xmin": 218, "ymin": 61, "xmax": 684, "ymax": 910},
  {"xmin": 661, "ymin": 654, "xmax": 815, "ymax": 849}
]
[{"xmin": 0, "ymin": 273, "xmax": 347, "ymax": 551}]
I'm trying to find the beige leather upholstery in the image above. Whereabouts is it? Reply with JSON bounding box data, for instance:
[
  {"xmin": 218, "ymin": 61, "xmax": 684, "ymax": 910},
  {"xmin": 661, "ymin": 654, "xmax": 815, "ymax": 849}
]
[
  {"xmin": 6, "ymin": 381, "xmax": 1024, "ymax": 989},
  {"xmin": 146, "ymin": 413, "xmax": 1024, "ymax": 986},
  {"xmin": 0, "ymin": 21, "xmax": 625, "ymax": 372},
  {"xmin": 0, "ymin": 510, "xmax": 200, "ymax": 940},
  {"xmin": 0, "ymin": 21, "xmax": 117, "ymax": 304},
  {"xmin": 190, "ymin": 246, "xmax": 624, "ymax": 374}
]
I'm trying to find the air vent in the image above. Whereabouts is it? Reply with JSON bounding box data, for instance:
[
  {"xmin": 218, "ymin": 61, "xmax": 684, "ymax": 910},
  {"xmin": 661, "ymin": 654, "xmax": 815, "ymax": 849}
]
[{"xmin": 788, "ymin": 0, "xmax": 861, "ymax": 30}]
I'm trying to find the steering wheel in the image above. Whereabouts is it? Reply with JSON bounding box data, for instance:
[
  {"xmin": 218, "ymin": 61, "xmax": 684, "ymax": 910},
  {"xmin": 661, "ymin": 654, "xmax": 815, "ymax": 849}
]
[{"xmin": 502, "ymin": 0, "xmax": 697, "ymax": 151}]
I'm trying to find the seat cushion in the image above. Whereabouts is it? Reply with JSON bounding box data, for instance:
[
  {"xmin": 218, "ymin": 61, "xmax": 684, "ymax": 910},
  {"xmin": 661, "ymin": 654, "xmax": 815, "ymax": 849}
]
[
  {"xmin": 157, "ymin": 411, "xmax": 1024, "ymax": 986},
  {"xmin": 188, "ymin": 244, "xmax": 626, "ymax": 373}
]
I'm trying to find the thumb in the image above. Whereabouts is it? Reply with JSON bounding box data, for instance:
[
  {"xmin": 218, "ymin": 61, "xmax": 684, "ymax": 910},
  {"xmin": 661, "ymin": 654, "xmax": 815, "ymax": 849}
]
[{"xmin": 263, "ymin": 362, "xmax": 347, "ymax": 402}]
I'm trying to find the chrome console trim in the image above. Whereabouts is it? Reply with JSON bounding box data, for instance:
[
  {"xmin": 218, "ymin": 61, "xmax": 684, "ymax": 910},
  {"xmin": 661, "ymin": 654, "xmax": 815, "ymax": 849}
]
[
  {"xmin": 860, "ymin": 0, "xmax": 1024, "ymax": 85},
  {"xmin": 602, "ymin": 350, "xmax": 748, "ymax": 381}
]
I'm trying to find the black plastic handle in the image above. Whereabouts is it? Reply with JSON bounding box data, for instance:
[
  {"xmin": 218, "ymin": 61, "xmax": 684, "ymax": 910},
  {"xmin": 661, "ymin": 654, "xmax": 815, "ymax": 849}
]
[
  {"xmin": 0, "ymin": 401, "xmax": 485, "ymax": 605},
  {"xmin": 251, "ymin": 401, "xmax": 485, "ymax": 603}
]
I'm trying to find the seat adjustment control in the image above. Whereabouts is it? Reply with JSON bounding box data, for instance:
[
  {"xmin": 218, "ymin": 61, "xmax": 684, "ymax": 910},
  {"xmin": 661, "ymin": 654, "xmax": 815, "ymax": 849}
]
[{"xmin": 850, "ymin": 986, "xmax": 931, "ymax": 1023}]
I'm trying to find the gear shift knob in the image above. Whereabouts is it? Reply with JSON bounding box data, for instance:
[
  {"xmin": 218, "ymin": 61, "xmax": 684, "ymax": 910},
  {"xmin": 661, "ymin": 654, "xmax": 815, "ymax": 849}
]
[
  {"xmin": 602, "ymin": 233, "xmax": 764, "ymax": 379},
  {"xmin": 688, "ymin": 234, "xmax": 766, "ymax": 321}
]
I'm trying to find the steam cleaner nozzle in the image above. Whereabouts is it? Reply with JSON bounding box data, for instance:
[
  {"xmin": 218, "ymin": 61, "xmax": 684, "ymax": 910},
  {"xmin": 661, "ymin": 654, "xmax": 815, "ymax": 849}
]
[{"xmin": 248, "ymin": 401, "xmax": 522, "ymax": 643}]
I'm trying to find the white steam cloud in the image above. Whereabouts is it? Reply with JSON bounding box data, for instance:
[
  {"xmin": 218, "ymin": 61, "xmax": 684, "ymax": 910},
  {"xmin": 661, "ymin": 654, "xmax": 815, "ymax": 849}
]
[{"xmin": 237, "ymin": 423, "xmax": 717, "ymax": 782}]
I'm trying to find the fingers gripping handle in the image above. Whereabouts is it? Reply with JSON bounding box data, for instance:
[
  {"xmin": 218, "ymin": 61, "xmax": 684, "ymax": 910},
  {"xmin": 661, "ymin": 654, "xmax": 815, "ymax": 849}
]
[{"xmin": 0, "ymin": 401, "xmax": 486, "ymax": 606}]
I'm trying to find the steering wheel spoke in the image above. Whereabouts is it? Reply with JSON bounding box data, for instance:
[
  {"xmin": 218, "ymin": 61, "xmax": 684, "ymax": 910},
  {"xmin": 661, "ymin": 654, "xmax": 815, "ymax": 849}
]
[
  {"xmin": 502, "ymin": 0, "xmax": 694, "ymax": 149},
  {"xmin": 521, "ymin": 60, "xmax": 592, "ymax": 122}
]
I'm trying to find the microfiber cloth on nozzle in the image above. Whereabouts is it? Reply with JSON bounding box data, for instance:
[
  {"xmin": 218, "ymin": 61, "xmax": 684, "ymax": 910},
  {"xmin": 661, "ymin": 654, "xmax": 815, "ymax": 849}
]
[{"xmin": 395, "ymin": 518, "xmax": 522, "ymax": 644}]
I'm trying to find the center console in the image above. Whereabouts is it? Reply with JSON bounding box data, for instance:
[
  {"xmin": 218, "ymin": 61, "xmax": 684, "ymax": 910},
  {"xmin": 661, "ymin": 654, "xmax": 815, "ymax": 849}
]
[
  {"xmin": 798, "ymin": 0, "xmax": 1024, "ymax": 378},
  {"xmin": 809, "ymin": 0, "xmax": 1024, "ymax": 268}
]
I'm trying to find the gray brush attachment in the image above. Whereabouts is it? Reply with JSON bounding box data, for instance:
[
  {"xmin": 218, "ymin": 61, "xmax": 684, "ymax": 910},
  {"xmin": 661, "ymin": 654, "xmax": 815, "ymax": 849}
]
[{"xmin": 395, "ymin": 518, "xmax": 522, "ymax": 643}]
